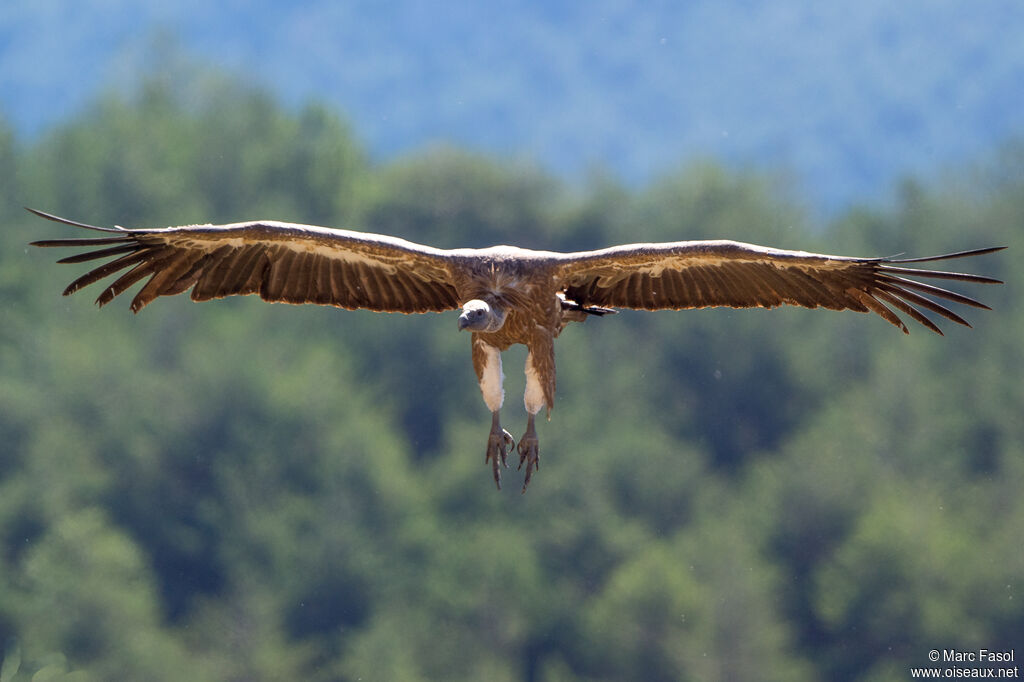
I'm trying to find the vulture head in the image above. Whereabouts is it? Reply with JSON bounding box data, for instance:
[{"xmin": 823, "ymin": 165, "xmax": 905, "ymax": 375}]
[{"xmin": 458, "ymin": 299, "xmax": 507, "ymax": 332}]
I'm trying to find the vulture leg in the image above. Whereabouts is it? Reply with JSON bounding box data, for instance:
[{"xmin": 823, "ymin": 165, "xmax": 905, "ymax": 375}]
[
  {"xmin": 518, "ymin": 342, "xmax": 552, "ymax": 493},
  {"xmin": 487, "ymin": 411, "xmax": 514, "ymax": 490},
  {"xmin": 473, "ymin": 338, "xmax": 512, "ymax": 489},
  {"xmin": 517, "ymin": 413, "xmax": 540, "ymax": 493}
]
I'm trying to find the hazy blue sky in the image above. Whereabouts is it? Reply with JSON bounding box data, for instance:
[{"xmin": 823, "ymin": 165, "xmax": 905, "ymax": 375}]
[{"xmin": 2, "ymin": 0, "xmax": 1022, "ymax": 211}]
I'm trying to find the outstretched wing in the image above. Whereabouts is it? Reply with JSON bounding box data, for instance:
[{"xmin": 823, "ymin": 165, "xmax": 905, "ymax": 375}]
[
  {"xmin": 29, "ymin": 209, "xmax": 461, "ymax": 313},
  {"xmin": 554, "ymin": 240, "xmax": 1004, "ymax": 334}
]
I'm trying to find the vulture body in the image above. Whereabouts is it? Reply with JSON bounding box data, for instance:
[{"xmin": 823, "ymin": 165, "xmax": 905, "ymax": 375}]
[{"xmin": 29, "ymin": 208, "xmax": 1004, "ymax": 492}]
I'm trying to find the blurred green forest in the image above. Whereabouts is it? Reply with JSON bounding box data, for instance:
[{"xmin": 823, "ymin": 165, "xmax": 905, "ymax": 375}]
[{"xmin": 0, "ymin": 75, "xmax": 1021, "ymax": 681}]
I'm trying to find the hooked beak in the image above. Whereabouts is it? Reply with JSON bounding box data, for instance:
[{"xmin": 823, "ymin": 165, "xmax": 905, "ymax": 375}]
[{"xmin": 457, "ymin": 312, "xmax": 472, "ymax": 331}]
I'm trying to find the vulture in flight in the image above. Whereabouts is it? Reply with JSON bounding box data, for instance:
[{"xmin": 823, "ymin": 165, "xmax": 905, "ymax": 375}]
[{"xmin": 29, "ymin": 208, "xmax": 1004, "ymax": 492}]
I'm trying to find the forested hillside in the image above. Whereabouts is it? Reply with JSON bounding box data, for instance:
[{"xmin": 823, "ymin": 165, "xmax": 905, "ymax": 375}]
[{"xmin": 0, "ymin": 78, "xmax": 1020, "ymax": 681}]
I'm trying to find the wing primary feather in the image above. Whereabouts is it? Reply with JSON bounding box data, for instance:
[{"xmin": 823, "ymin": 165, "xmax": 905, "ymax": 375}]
[
  {"xmin": 874, "ymin": 282, "xmax": 972, "ymax": 327},
  {"xmin": 32, "ymin": 236, "xmax": 135, "ymax": 248},
  {"xmin": 873, "ymin": 290, "xmax": 944, "ymax": 334},
  {"xmin": 93, "ymin": 245, "xmax": 178, "ymax": 308},
  {"xmin": 172, "ymin": 255, "xmax": 211, "ymax": 299},
  {"xmin": 877, "ymin": 273, "xmax": 990, "ymax": 309},
  {"xmin": 887, "ymin": 246, "xmax": 1006, "ymax": 264},
  {"xmin": 97, "ymin": 261, "xmax": 160, "ymax": 307},
  {"xmin": 25, "ymin": 208, "xmax": 125, "ymax": 233},
  {"xmin": 134, "ymin": 252, "xmax": 203, "ymax": 311},
  {"xmin": 62, "ymin": 251, "xmax": 150, "ymax": 296},
  {"xmin": 854, "ymin": 291, "xmax": 908, "ymax": 333},
  {"xmin": 56, "ymin": 244, "xmax": 139, "ymax": 264},
  {"xmin": 878, "ymin": 265, "xmax": 1003, "ymax": 284}
]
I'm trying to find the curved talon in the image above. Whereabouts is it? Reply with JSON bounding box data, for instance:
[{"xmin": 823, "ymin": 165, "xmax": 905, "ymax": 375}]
[
  {"xmin": 502, "ymin": 430, "xmax": 514, "ymax": 466},
  {"xmin": 486, "ymin": 413, "xmax": 514, "ymax": 490},
  {"xmin": 517, "ymin": 416, "xmax": 541, "ymax": 493},
  {"xmin": 484, "ymin": 430, "xmax": 513, "ymax": 466}
]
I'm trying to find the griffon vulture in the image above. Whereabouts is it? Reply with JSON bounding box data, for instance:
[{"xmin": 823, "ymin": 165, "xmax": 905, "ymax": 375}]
[{"xmin": 28, "ymin": 208, "xmax": 1004, "ymax": 492}]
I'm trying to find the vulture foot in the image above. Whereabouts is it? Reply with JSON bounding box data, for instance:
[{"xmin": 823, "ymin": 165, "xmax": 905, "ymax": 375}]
[
  {"xmin": 486, "ymin": 412, "xmax": 514, "ymax": 490},
  {"xmin": 517, "ymin": 415, "xmax": 540, "ymax": 493}
]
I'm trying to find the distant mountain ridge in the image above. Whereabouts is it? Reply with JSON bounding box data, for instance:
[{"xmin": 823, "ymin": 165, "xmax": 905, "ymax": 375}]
[{"xmin": 1, "ymin": 0, "xmax": 1022, "ymax": 211}]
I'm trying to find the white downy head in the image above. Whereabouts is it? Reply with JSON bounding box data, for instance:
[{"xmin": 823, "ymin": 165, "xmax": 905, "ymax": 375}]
[{"xmin": 457, "ymin": 299, "xmax": 507, "ymax": 333}]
